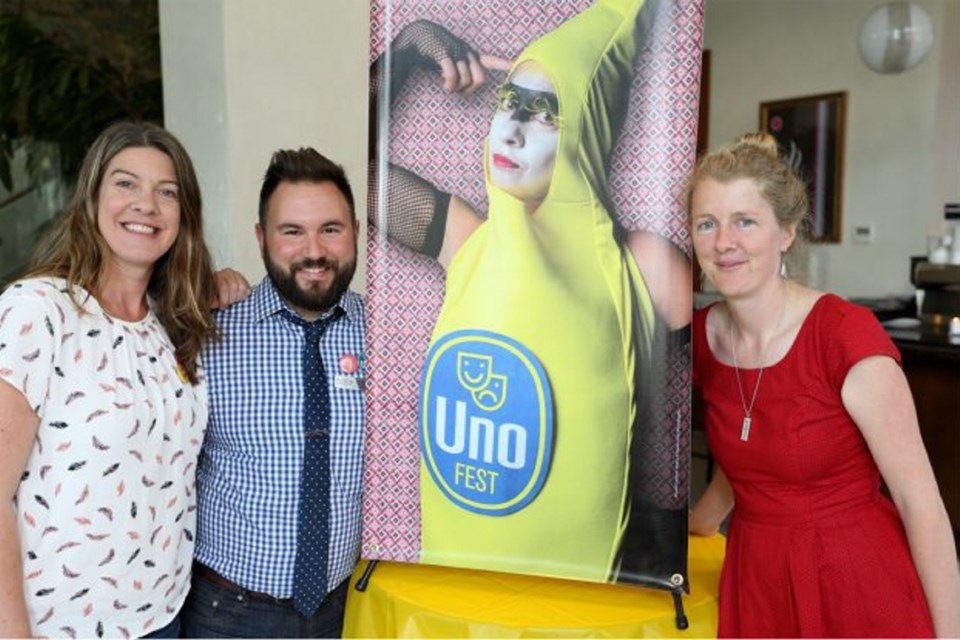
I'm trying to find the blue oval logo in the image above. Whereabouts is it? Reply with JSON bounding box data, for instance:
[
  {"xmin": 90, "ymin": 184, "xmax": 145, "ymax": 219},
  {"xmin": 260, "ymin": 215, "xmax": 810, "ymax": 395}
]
[{"xmin": 420, "ymin": 330, "xmax": 554, "ymax": 515}]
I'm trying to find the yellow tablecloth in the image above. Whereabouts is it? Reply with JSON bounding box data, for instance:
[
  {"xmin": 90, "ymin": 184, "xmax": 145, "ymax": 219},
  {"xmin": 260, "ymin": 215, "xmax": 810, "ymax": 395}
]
[{"xmin": 344, "ymin": 534, "xmax": 725, "ymax": 638}]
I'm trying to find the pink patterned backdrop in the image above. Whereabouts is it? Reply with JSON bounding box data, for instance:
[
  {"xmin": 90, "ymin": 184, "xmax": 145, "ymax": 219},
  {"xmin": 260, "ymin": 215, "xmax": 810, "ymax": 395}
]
[{"xmin": 362, "ymin": 0, "xmax": 705, "ymax": 564}]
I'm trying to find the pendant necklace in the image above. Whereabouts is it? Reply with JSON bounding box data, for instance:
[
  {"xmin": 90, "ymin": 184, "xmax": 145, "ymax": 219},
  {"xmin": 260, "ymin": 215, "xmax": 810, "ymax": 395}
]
[{"xmin": 729, "ymin": 289, "xmax": 788, "ymax": 442}]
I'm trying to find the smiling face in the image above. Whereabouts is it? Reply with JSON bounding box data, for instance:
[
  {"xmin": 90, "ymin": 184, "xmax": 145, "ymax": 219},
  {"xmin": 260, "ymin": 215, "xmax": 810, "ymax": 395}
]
[
  {"xmin": 457, "ymin": 352, "xmax": 492, "ymax": 391},
  {"xmin": 690, "ymin": 177, "xmax": 797, "ymax": 300},
  {"xmin": 97, "ymin": 146, "xmax": 181, "ymax": 278},
  {"xmin": 487, "ymin": 62, "xmax": 560, "ymax": 211},
  {"xmin": 256, "ymin": 180, "xmax": 358, "ymax": 321}
]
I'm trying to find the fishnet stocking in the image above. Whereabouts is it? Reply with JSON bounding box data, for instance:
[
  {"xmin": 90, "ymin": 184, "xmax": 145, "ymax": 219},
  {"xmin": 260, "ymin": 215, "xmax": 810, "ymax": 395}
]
[{"xmin": 367, "ymin": 162, "xmax": 449, "ymax": 258}]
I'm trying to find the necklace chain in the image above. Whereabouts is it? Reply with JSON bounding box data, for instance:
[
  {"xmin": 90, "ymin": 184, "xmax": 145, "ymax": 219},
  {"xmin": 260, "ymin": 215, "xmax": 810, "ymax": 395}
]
[
  {"xmin": 729, "ymin": 287, "xmax": 789, "ymax": 442},
  {"xmin": 730, "ymin": 326, "xmax": 764, "ymax": 441}
]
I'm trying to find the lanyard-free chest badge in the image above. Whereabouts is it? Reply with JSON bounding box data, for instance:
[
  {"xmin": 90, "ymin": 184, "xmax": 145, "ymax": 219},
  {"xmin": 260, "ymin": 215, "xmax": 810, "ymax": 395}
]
[{"xmin": 335, "ymin": 352, "xmax": 364, "ymax": 391}]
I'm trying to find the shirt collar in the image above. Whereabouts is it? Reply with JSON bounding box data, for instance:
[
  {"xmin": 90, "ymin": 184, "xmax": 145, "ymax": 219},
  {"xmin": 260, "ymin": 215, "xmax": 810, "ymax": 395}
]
[{"xmin": 250, "ymin": 276, "xmax": 361, "ymax": 326}]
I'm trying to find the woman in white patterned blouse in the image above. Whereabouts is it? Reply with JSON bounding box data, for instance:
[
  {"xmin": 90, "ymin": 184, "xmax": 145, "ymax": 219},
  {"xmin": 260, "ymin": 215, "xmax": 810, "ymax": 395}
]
[{"xmin": 0, "ymin": 122, "xmax": 222, "ymax": 638}]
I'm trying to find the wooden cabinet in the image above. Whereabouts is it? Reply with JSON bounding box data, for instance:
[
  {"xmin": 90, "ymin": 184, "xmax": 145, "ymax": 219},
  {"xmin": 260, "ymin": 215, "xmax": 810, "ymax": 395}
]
[{"xmin": 893, "ymin": 336, "xmax": 960, "ymax": 551}]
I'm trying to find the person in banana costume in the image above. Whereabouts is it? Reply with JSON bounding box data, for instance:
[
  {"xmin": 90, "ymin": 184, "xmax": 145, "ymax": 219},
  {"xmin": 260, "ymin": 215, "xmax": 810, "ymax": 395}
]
[{"xmin": 370, "ymin": 0, "xmax": 691, "ymax": 584}]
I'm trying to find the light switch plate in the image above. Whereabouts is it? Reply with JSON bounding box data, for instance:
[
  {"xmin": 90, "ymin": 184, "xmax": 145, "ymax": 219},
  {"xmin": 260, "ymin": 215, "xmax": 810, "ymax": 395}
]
[{"xmin": 852, "ymin": 224, "xmax": 875, "ymax": 244}]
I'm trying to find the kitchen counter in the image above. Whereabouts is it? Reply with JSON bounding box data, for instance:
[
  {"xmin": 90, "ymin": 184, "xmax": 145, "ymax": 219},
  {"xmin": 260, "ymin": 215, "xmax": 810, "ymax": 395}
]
[
  {"xmin": 883, "ymin": 322, "xmax": 960, "ymax": 362},
  {"xmin": 881, "ymin": 319, "xmax": 960, "ymax": 552}
]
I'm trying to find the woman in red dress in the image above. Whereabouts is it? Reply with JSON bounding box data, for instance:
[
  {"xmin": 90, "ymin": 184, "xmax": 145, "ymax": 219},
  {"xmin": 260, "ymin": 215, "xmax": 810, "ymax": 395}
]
[{"xmin": 687, "ymin": 133, "xmax": 959, "ymax": 637}]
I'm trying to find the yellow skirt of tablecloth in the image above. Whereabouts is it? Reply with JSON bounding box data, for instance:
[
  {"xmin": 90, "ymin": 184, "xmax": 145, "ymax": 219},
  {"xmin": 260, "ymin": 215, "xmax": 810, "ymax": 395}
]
[{"xmin": 343, "ymin": 534, "xmax": 724, "ymax": 638}]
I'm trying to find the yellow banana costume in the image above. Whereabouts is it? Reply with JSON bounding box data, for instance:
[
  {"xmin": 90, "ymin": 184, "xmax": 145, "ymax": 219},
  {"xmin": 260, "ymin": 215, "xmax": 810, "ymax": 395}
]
[{"xmin": 419, "ymin": 0, "xmax": 656, "ymax": 582}]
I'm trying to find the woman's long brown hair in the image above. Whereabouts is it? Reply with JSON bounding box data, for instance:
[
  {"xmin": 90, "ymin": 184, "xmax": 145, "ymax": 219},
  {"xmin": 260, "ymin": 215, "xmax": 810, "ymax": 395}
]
[{"xmin": 23, "ymin": 121, "xmax": 218, "ymax": 383}]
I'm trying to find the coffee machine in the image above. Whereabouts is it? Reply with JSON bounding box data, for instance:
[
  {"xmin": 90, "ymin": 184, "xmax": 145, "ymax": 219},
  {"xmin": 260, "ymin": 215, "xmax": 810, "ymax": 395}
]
[{"xmin": 912, "ymin": 260, "xmax": 960, "ymax": 326}]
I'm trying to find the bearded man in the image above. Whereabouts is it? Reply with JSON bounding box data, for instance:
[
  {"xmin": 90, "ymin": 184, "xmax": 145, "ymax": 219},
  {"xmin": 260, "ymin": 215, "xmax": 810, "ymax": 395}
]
[{"xmin": 181, "ymin": 148, "xmax": 365, "ymax": 639}]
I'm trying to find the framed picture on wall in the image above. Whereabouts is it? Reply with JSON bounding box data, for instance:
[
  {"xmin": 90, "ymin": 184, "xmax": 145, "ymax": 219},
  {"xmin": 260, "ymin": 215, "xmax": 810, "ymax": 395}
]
[{"xmin": 760, "ymin": 91, "xmax": 846, "ymax": 243}]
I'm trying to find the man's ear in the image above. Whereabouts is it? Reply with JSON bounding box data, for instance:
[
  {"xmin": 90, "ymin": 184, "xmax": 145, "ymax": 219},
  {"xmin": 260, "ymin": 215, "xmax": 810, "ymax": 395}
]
[{"xmin": 255, "ymin": 223, "xmax": 265, "ymax": 254}]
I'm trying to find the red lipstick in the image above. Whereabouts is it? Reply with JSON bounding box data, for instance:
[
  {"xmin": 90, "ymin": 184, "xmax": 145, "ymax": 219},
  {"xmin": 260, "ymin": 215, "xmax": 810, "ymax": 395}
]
[{"xmin": 492, "ymin": 153, "xmax": 519, "ymax": 169}]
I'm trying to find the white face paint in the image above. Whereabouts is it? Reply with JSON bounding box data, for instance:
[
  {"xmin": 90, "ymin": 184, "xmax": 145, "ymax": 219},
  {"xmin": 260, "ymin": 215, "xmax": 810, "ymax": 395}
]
[{"xmin": 487, "ymin": 62, "xmax": 559, "ymax": 211}]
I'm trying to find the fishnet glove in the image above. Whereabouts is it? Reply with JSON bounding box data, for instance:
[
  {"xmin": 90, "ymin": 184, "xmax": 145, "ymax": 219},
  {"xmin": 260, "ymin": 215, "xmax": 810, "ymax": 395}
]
[
  {"xmin": 368, "ymin": 20, "xmax": 467, "ymax": 258},
  {"xmin": 370, "ymin": 20, "xmax": 477, "ymax": 111}
]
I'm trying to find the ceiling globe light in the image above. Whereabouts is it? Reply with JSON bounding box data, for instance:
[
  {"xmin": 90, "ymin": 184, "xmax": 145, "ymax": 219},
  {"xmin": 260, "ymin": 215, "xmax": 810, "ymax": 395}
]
[{"xmin": 858, "ymin": 1, "xmax": 934, "ymax": 74}]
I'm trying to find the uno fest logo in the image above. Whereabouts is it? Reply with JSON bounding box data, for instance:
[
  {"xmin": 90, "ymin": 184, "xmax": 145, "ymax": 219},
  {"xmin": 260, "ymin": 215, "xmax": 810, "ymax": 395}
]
[{"xmin": 420, "ymin": 330, "xmax": 554, "ymax": 515}]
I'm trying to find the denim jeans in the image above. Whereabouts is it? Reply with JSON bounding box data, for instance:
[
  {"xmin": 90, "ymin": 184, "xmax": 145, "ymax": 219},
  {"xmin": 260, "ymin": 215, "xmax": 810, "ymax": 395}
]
[{"xmin": 180, "ymin": 571, "xmax": 348, "ymax": 638}]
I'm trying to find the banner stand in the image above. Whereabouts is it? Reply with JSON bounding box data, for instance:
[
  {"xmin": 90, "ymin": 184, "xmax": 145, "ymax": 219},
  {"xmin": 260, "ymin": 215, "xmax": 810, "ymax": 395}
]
[
  {"xmin": 355, "ymin": 558, "xmax": 690, "ymax": 632},
  {"xmin": 362, "ymin": 0, "xmax": 706, "ymax": 623},
  {"xmin": 354, "ymin": 559, "xmax": 379, "ymax": 592},
  {"xmin": 672, "ymin": 590, "xmax": 689, "ymax": 630}
]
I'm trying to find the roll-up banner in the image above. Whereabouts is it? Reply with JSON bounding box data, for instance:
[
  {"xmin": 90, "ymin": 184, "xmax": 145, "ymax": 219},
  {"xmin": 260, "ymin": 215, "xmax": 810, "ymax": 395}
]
[{"xmin": 364, "ymin": 0, "xmax": 704, "ymax": 591}]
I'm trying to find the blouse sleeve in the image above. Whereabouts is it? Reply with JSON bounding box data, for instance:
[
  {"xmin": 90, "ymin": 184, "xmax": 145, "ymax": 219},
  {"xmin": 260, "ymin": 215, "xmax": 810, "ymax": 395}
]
[
  {"xmin": 826, "ymin": 300, "xmax": 900, "ymax": 391},
  {"xmin": 0, "ymin": 283, "xmax": 64, "ymax": 417}
]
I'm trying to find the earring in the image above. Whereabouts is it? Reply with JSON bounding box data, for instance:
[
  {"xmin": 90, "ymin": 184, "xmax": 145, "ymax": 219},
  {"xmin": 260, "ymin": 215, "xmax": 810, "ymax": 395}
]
[
  {"xmin": 780, "ymin": 255, "xmax": 788, "ymax": 278},
  {"xmin": 699, "ymin": 269, "xmax": 712, "ymax": 291}
]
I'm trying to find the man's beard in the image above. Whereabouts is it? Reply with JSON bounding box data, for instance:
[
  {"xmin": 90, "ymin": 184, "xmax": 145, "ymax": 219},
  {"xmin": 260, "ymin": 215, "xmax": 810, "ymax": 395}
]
[{"xmin": 263, "ymin": 250, "xmax": 357, "ymax": 315}]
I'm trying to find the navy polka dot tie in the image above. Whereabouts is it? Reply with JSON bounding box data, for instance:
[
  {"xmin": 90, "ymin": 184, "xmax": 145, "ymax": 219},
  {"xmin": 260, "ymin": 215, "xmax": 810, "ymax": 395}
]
[{"xmin": 287, "ymin": 312, "xmax": 336, "ymax": 617}]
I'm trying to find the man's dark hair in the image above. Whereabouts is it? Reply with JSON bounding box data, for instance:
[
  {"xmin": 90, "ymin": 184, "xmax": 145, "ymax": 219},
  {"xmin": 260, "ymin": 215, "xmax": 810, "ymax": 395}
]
[{"xmin": 258, "ymin": 147, "xmax": 356, "ymax": 226}]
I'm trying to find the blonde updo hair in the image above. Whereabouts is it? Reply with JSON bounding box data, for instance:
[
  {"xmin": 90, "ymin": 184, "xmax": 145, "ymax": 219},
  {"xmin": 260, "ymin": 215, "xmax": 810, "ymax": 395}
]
[{"xmin": 685, "ymin": 132, "xmax": 810, "ymax": 277}]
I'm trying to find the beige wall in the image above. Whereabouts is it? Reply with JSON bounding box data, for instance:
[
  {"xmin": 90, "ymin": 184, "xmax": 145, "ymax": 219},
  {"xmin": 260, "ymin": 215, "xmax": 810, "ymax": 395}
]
[
  {"xmin": 159, "ymin": 0, "xmax": 369, "ymax": 289},
  {"xmin": 705, "ymin": 0, "xmax": 959, "ymax": 297},
  {"xmin": 932, "ymin": 0, "xmax": 960, "ymax": 221},
  {"xmin": 160, "ymin": 0, "xmax": 959, "ymax": 298}
]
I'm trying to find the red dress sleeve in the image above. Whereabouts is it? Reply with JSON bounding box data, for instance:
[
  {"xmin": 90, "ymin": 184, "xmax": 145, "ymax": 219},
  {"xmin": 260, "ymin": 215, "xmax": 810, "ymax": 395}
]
[{"xmin": 820, "ymin": 296, "xmax": 901, "ymax": 391}]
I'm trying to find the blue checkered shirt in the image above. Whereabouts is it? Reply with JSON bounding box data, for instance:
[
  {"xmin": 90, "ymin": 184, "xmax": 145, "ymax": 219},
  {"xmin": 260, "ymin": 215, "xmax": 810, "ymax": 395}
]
[{"xmin": 194, "ymin": 278, "xmax": 365, "ymax": 597}]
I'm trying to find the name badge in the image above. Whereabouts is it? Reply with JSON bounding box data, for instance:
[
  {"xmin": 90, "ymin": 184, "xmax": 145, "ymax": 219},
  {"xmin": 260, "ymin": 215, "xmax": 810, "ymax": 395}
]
[{"xmin": 335, "ymin": 375, "xmax": 363, "ymax": 391}]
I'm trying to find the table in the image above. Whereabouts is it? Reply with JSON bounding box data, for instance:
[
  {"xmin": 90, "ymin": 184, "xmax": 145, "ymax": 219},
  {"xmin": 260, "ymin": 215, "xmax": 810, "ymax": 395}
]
[{"xmin": 343, "ymin": 534, "xmax": 725, "ymax": 638}]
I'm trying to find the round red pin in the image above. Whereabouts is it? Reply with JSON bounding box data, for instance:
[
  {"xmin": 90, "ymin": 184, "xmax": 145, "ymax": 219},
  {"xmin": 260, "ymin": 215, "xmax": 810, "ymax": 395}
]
[{"xmin": 339, "ymin": 353, "xmax": 360, "ymax": 374}]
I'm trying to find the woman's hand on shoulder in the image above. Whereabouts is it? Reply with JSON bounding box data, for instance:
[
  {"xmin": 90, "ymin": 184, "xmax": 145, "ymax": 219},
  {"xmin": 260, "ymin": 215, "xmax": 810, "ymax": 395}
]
[{"xmin": 211, "ymin": 269, "xmax": 251, "ymax": 310}]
